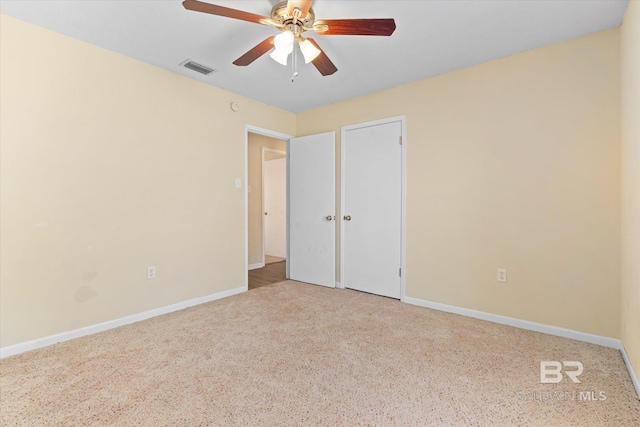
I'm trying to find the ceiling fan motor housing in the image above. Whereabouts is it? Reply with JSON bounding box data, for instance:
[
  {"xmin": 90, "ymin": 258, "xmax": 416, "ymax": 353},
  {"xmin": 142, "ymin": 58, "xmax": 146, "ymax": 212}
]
[{"xmin": 271, "ymin": 0, "xmax": 315, "ymax": 32}]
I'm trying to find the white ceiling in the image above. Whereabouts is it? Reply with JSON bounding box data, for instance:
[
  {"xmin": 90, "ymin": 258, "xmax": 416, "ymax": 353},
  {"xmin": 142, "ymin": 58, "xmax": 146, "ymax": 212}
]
[{"xmin": 0, "ymin": 0, "xmax": 628, "ymax": 113}]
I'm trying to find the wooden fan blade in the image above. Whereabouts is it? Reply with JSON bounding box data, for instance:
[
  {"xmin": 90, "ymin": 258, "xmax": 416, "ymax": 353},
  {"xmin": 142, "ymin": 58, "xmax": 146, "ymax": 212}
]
[
  {"xmin": 182, "ymin": 0, "xmax": 269, "ymax": 25},
  {"xmin": 233, "ymin": 37, "xmax": 275, "ymax": 66},
  {"xmin": 287, "ymin": 0, "xmax": 313, "ymax": 19},
  {"xmin": 306, "ymin": 38, "xmax": 337, "ymax": 76},
  {"xmin": 314, "ymin": 18, "xmax": 396, "ymax": 36}
]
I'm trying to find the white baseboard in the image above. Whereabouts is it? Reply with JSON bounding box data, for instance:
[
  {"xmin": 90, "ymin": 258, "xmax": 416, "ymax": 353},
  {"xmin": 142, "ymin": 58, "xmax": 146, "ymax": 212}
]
[
  {"xmin": 0, "ymin": 285, "xmax": 245, "ymax": 359},
  {"xmin": 335, "ymin": 281, "xmax": 343, "ymax": 288},
  {"xmin": 403, "ymin": 296, "xmax": 639, "ymax": 400},
  {"xmin": 620, "ymin": 344, "xmax": 640, "ymax": 400},
  {"xmin": 248, "ymin": 263, "xmax": 265, "ymax": 270},
  {"xmin": 403, "ymin": 296, "xmax": 620, "ymax": 348}
]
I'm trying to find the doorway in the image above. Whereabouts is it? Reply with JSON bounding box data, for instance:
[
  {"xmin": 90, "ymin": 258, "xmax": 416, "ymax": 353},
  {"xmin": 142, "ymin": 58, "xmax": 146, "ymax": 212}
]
[{"xmin": 246, "ymin": 127, "xmax": 292, "ymax": 290}]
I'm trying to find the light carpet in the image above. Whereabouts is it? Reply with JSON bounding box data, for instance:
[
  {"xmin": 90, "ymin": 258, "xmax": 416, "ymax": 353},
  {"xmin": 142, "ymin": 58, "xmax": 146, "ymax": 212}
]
[{"xmin": 1, "ymin": 281, "xmax": 639, "ymax": 426}]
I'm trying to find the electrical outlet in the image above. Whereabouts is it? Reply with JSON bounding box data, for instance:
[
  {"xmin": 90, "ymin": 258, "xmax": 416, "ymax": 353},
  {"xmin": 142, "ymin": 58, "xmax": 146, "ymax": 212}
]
[
  {"xmin": 147, "ymin": 266, "xmax": 156, "ymax": 280},
  {"xmin": 497, "ymin": 268, "xmax": 507, "ymax": 283}
]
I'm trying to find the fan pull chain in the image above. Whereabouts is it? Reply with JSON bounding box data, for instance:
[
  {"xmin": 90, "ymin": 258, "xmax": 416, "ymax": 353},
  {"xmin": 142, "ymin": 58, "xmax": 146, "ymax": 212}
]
[
  {"xmin": 292, "ymin": 46, "xmax": 299, "ymax": 82},
  {"xmin": 291, "ymin": 24, "xmax": 299, "ymax": 82},
  {"xmin": 291, "ymin": 7, "xmax": 300, "ymax": 82}
]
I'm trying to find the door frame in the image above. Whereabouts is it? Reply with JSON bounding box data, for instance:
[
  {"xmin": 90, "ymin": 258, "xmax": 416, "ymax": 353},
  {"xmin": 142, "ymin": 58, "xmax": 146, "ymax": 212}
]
[
  {"xmin": 261, "ymin": 147, "xmax": 287, "ymax": 265},
  {"xmin": 245, "ymin": 125, "xmax": 293, "ymax": 291},
  {"xmin": 340, "ymin": 116, "xmax": 407, "ymax": 301}
]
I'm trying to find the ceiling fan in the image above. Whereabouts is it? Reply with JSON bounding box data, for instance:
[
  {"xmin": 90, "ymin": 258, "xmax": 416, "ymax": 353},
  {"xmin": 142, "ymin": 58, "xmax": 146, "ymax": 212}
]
[{"xmin": 182, "ymin": 0, "xmax": 396, "ymax": 77}]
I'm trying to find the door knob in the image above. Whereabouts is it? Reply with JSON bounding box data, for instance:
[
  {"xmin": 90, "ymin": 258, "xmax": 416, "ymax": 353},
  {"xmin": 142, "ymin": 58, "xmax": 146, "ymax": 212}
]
[
  {"xmin": 344, "ymin": 215, "xmax": 351, "ymax": 221},
  {"xmin": 325, "ymin": 215, "xmax": 333, "ymax": 221},
  {"xmin": 264, "ymin": 212, "xmax": 268, "ymax": 215}
]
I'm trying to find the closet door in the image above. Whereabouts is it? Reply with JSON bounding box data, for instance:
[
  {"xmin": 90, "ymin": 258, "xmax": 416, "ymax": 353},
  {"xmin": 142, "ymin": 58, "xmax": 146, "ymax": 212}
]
[
  {"xmin": 342, "ymin": 120, "xmax": 402, "ymax": 299},
  {"xmin": 288, "ymin": 132, "xmax": 336, "ymax": 288}
]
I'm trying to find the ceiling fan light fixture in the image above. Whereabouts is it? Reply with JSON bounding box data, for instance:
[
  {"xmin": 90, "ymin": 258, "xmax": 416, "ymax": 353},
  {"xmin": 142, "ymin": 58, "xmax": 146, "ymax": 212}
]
[
  {"xmin": 274, "ymin": 30, "xmax": 294, "ymax": 52},
  {"xmin": 269, "ymin": 48, "xmax": 289, "ymax": 66},
  {"xmin": 299, "ymin": 39, "xmax": 321, "ymax": 63},
  {"xmin": 270, "ymin": 29, "xmax": 295, "ymax": 65}
]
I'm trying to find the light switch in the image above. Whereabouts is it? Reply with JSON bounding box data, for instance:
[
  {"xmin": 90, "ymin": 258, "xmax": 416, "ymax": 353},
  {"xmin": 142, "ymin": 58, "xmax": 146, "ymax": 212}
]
[{"xmin": 235, "ymin": 178, "xmax": 241, "ymax": 189}]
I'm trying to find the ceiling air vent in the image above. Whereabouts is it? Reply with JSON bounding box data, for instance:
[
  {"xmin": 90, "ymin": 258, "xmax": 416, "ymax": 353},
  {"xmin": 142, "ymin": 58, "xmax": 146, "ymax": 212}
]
[{"xmin": 180, "ymin": 59, "xmax": 216, "ymax": 76}]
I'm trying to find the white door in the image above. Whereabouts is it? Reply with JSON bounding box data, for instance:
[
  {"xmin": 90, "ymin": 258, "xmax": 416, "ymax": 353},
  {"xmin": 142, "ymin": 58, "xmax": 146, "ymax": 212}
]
[
  {"xmin": 264, "ymin": 157, "xmax": 287, "ymax": 258},
  {"xmin": 289, "ymin": 132, "xmax": 336, "ymax": 288},
  {"xmin": 342, "ymin": 120, "xmax": 403, "ymax": 299}
]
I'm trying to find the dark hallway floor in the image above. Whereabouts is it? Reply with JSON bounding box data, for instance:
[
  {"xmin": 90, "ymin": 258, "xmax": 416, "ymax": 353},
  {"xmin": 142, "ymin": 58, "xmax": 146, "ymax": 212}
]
[{"xmin": 248, "ymin": 261, "xmax": 286, "ymax": 290}]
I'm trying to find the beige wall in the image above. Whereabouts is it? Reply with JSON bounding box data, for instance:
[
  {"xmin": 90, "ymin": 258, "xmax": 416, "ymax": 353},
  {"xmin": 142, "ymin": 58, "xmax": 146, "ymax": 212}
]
[
  {"xmin": 297, "ymin": 29, "xmax": 621, "ymax": 338},
  {"xmin": 621, "ymin": 0, "xmax": 640, "ymax": 378},
  {"xmin": 247, "ymin": 133, "xmax": 286, "ymax": 266},
  {"xmin": 0, "ymin": 12, "xmax": 628, "ymax": 349},
  {"xmin": 0, "ymin": 15, "xmax": 295, "ymax": 347}
]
